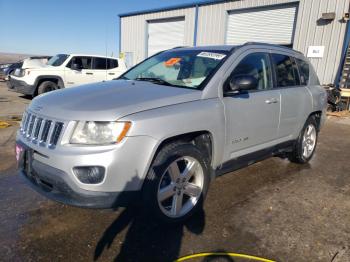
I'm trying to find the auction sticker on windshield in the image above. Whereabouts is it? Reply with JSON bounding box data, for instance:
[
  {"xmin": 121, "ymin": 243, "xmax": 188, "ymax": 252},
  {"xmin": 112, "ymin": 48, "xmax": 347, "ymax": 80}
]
[
  {"xmin": 164, "ymin": 57, "xmax": 181, "ymax": 67},
  {"xmin": 197, "ymin": 52, "xmax": 226, "ymax": 60}
]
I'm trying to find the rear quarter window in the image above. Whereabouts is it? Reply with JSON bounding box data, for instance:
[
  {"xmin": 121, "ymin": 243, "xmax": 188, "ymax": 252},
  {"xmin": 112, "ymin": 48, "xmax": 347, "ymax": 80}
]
[{"xmin": 108, "ymin": 59, "xmax": 118, "ymax": 69}]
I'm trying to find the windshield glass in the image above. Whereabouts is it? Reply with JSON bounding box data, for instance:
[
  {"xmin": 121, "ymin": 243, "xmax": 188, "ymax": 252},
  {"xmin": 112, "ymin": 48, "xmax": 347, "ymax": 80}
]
[
  {"xmin": 47, "ymin": 54, "xmax": 69, "ymax": 66},
  {"xmin": 120, "ymin": 49, "xmax": 229, "ymax": 89}
]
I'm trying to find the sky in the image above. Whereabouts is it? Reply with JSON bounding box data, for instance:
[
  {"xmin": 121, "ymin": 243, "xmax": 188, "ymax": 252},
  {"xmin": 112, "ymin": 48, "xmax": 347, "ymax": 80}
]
[{"xmin": 0, "ymin": 0, "xmax": 206, "ymax": 56}]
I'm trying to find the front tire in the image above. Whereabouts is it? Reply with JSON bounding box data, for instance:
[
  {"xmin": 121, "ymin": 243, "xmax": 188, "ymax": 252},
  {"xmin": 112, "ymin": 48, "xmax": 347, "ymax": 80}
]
[
  {"xmin": 37, "ymin": 81, "xmax": 57, "ymax": 95},
  {"xmin": 288, "ymin": 116, "xmax": 318, "ymax": 164},
  {"xmin": 142, "ymin": 142, "xmax": 210, "ymax": 223}
]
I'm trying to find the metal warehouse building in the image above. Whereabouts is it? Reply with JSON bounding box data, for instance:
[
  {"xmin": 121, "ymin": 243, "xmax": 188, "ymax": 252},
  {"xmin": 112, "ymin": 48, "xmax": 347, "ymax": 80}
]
[{"xmin": 119, "ymin": 0, "xmax": 350, "ymax": 86}]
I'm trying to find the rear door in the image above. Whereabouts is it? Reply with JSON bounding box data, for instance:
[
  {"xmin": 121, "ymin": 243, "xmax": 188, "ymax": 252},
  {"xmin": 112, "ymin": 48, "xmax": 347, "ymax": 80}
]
[
  {"xmin": 271, "ymin": 53, "xmax": 311, "ymax": 139},
  {"xmin": 106, "ymin": 58, "xmax": 123, "ymax": 80},
  {"xmin": 91, "ymin": 57, "xmax": 108, "ymax": 82},
  {"xmin": 222, "ymin": 51, "xmax": 281, "ymax": 160}
]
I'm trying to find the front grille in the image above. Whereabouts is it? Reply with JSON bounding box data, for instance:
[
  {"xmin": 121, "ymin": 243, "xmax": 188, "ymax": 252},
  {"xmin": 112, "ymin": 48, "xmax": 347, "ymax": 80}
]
[{"xmin": 20, "ymin": 111, "xmax": 64, "ymax": 149}]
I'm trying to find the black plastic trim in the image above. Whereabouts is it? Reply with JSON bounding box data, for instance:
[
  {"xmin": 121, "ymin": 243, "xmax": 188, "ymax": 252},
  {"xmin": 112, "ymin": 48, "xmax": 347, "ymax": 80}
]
[
  {"xmin": 34, "ymin": 75, "xmax": 65, "ymax": 89},
  {"xmin": 7, "ymin": 77, "xmax": 36, "ymax": 95},
  {"xmin": 216, "ymin": 140, "xmax": 295, "ymax": 176}
]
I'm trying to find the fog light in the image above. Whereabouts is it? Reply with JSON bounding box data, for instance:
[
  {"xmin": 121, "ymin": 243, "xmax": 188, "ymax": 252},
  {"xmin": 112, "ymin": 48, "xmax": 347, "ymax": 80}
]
[{"xmin": 73, "ymin": 166, "xmax": 105, "ymax": 184}]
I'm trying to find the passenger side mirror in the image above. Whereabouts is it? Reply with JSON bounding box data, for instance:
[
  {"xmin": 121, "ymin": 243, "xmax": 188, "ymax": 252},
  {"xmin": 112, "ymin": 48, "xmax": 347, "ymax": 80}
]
[
  {"xmin": 227, "ymin": 75, "xmax": 258, "ymax": 94},
  {"xmin": 72, "ymin": 63, "xmax": 83, "ymax": 71}
]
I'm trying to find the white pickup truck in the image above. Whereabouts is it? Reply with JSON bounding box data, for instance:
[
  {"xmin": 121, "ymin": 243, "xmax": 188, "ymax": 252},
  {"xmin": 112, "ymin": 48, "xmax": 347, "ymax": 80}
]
[{"xmin": 8, "ymin": 54, "xmax": 127, "ymax": 96}]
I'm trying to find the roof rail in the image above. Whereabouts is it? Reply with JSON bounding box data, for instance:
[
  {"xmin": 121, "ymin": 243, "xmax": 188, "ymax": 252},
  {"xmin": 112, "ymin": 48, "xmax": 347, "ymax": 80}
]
[
  {"xmin": 242, "ymin": 42, "xmax": 303, "ymax": 54},
  {"xmin": 171, "ymin": 46, "xmax": 190, "ymax": 49}
]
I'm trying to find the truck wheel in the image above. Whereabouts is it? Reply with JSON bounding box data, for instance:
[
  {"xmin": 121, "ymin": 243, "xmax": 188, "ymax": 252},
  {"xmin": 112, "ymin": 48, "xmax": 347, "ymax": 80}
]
[
  {"xmin": 288, "ymin": 116, "xmax": 318, "ymax": 164},
  {"xmin": 142, "ymin": 142, "xmax": 210, "ymax": 223},
  {"xmin": 38, "ymin": 81, "xmax": 57, "ymax": 95}
]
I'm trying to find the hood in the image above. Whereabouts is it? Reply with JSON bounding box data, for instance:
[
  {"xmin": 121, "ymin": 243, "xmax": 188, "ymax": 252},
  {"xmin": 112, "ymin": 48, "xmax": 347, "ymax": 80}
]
[
  {"xmin": 29, "ymin": 80, "xmax": 202, "ymax": 121},
  {"xmin": 22, "ymin": 59, "xmax": 48, "ymax": 69}
]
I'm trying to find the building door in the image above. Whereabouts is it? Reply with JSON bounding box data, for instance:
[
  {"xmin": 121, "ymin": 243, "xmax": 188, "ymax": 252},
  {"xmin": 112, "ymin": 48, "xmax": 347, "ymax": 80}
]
[
  {"xmin": 147, "ymin": 17, "xmax": 185, "ymax": 57},
  {"xmin": 226, "ymin": 4, "xmax": 298, "ymax": 46}
]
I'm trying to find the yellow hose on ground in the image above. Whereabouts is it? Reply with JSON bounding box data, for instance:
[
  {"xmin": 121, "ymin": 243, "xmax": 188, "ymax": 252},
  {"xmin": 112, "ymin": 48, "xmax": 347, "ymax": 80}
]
[{"xmin": 175, "ymin": 252, "xmax": 276, "ymax": 262}]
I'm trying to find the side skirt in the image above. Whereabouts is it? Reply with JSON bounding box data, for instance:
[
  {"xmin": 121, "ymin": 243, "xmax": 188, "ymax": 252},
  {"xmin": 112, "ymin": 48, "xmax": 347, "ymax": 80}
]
[{"xmin": 215, "ymin": 140, "xmax": 295, "ymax": 177}]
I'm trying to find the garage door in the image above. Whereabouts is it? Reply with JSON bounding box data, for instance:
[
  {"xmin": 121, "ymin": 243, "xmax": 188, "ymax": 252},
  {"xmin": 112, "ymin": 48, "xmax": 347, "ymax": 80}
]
[
  {"xmin": 147, "ymin": 18, "xmax": 185, "ymax": 57},
  {"xmin": 226, "ymin": 5, "xmax": 297, "ymax": 45}
]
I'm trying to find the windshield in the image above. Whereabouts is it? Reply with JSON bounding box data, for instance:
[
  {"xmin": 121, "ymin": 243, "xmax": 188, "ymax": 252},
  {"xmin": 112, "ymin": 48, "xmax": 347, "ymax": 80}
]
[
  {"xmin": 120, "ymin": 49, "xmax": 229, "ymax": 89},
  {"xmin": 47, "ymin": 54, "xmax": 69, "ymax": 66}
]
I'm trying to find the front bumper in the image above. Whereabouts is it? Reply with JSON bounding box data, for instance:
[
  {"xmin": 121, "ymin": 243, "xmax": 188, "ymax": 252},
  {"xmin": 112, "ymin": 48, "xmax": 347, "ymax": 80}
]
[
  {"xmin": 7, "ymin": 77, "xmax": 35, "ymax": 95},
  {"xmin": 17, "ymin": 141, "xmax": 141, "ymax": 208},
  {"xmin": 20, "ymin": 161, "xmax": 139, "ymax": 208},
  {"xmin": 16, "ymin": 128, "xmax": 158, "ymax": 208}
]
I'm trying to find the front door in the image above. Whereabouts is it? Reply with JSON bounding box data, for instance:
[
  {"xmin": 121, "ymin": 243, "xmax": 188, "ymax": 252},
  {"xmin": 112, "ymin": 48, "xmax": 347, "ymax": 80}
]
[
  {"xmin": 64, "ymin": 56, "xmax": 94, "ymax": 87},
  {"xmin": 223, "ymin": 52, "xmax": 281, "ymax": 161}
]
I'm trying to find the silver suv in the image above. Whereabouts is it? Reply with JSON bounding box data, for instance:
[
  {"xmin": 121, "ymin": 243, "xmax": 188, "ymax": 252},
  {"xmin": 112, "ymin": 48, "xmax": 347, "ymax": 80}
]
[{"xmin": 16, "ymin": 43, "xmax": 327, "ymax": 223}]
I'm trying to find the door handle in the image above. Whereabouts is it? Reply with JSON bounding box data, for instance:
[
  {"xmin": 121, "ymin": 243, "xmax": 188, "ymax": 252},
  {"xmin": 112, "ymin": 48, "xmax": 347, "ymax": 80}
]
[
  {"xmin": 265, "ymin": 98, "xmax": 279, "ymax": 104},
  {"xmin": 86, "ymin": 72, "xmax": 93, "ymax": 75},
  {"xmin": 108, "ymin": 73, "xmax": 115, "ymax": 75}
]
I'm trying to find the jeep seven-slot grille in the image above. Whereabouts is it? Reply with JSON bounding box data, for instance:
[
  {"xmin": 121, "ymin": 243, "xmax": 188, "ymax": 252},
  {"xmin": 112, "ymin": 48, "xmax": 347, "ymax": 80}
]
[{"xmin": 20, "ymin": 111, "xmax": 64, "ymax": 149}]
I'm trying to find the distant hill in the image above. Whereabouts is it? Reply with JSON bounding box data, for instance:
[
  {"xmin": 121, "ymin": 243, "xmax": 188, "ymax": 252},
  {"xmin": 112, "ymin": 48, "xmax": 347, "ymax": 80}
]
[{"xmin": 0, "ymin": 52, "xmax": 35, "ymax": 64}]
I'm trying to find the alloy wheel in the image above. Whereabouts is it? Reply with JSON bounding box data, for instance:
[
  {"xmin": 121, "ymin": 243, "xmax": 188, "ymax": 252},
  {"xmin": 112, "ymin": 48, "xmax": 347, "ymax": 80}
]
[{"xmin": 157, "ymin": 156, "xmax": 204, "ymax": 218}]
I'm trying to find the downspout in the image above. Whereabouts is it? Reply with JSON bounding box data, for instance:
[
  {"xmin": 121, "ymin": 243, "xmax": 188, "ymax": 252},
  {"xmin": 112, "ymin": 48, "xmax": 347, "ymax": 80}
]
[{"xmin": 193, "ymin": 4, "xmax": 199, "ymax": 46}]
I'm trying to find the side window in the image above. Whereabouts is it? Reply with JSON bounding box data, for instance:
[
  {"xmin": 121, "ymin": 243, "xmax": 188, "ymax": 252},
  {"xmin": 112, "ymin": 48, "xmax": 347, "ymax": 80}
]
[
  {"xmin": 93, "ymin": 57, "xmax": 108, "ymax": 70},
  {"xmin": 230, "ymin": 52, "xmax": 272, "ymax": 90},
  {"xmin": 291, "ymin": 57, "xmax": 300, "ymax": 86},
  {"xmin": 108, "ymin": 59, "xmax": 118, "ymax": 69},
  {"xmin": 66, "ymin": 56, "xmax": 92, "ymax": 69},
  {"xmin": 296, "ymin": 58, "xmax": 310, "ymax": 85},
  {"xmin": 271, "ymin": 54, "xmax": 298, "ymax": 87}
]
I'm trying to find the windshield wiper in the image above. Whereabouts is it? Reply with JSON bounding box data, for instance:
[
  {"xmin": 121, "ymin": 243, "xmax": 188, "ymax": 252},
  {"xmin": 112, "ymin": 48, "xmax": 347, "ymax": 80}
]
[
  {"xmin": 118, "ymin": 76, "xmax": 129, "ymax": 80},
  {"xmin": 135, "ymin": 77, "xmax": 174, "ymax": 86}
]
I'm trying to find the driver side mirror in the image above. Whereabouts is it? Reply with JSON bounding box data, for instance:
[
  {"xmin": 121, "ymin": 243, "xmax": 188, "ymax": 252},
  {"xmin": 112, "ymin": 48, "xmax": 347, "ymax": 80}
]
[
  {"xmin": 226, "ymin": 75, "xmax": 258, "ymax": 94},
  {"xmin": 72, "ymin": 63, "xmax": 82, "ymax": 71}
]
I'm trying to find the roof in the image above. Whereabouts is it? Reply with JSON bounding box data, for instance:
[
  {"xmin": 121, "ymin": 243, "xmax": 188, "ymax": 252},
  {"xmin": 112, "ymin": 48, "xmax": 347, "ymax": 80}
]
[
  {"xmin": 119, "ymin": 0, "xmax": 232, "ymax": 17},
  {"xmin": 65, "ymin": 54, "xmax": 120, "ymax": 59},
  {"xmin": 166, "ymin": 43, "xmax": 302, "ymax": 54},
  {"xmin": 169, "ymin": 45, "xmax": 236, "ymax": 51}
]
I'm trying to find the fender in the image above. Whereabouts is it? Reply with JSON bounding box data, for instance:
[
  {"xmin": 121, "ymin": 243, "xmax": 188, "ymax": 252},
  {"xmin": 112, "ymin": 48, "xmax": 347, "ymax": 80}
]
[{"xmin": 34, "ymin": 75, "xmax": 65, "ymax": 90}]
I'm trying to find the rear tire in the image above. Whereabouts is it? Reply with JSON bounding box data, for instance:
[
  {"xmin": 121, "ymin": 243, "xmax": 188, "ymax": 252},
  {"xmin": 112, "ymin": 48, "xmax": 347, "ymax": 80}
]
[
  {"xmin": 142, "ymin": 142, "xmax": 210, "ymax": 223},
  {"xmin": 288, "ymin": 116, "xmax": 318, "ymax": 164},
  {"xmin": 37, "ymin": 81, "xmax": 57, "ymax": 95}
]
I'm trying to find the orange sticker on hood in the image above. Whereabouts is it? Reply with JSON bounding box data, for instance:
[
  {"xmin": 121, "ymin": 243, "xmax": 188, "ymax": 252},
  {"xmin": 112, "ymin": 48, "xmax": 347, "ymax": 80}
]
[{"xmin": 164, "ymin": 57, "xmax": 181, "ymax": 67}]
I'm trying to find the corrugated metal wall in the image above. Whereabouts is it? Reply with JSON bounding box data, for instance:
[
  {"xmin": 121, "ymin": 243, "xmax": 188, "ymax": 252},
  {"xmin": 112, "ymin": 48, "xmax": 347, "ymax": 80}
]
[
  {"xmin": 293, "ymin": 0, "xmax": 349, "ymax": 85},
  {"xmin": 120, "ymin": 8, "xmax": 195, "ymax": 65},
  {"xmin": 121, "ymin": 0, "xmax": 349, "ymax": 84}
]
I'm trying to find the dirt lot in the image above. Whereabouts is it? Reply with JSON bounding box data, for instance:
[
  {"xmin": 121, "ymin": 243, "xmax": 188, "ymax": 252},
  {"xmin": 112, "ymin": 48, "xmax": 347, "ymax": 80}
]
[{"xmin": 0, "ymin": 81, "xmax": 350, "ymax": 262}]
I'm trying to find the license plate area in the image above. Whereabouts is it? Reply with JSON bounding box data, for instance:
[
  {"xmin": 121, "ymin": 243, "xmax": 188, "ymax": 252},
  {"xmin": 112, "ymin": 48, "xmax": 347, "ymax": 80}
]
[{"xmin": 16, "ymin": 143, "xmax": 34, "ymax": 177}]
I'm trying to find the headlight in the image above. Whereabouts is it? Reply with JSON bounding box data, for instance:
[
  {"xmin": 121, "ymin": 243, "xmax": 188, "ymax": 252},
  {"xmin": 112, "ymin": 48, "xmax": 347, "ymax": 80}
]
[{"xmin": 70, "ymin": 121, "xmax": 131, "ymax": 145}]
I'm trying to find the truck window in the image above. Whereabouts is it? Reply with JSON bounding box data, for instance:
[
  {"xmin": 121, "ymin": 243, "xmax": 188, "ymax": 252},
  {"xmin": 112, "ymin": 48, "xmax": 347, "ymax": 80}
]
[
  {"xmin": 93, "ymin": 57, "xmax": 108, "ymax": 70},
  {"xmin": 230, "ymin": 52, "xmax": 272, "ymax": 90},
  {"xmin": 296, "ymin": 58, "xmax": 310, "ymax": 85},
  {"xmin": 108, "ymin": 59, "xmax": 118, "ymax": 69},
  {"xmin": 271, "ymin": 54, "xmax": 298, "ymax": 87},
  {"xmin": 67, "ymin": 56, "xmax": 92, "ymax": 69}
]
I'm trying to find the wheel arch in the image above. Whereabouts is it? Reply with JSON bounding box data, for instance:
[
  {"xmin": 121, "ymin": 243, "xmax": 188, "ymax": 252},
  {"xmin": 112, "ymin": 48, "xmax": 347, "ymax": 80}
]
[
  {"xmin": 308, "ymin": 110, "xmax": 322, "ymax": 131},
  {"xmin": 34, "ymin": 75, "xmax": 65, "ymax": 94},
  {"xmin": 149, "ymin": 130, "xmax": 216, "ymax": 180}
]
